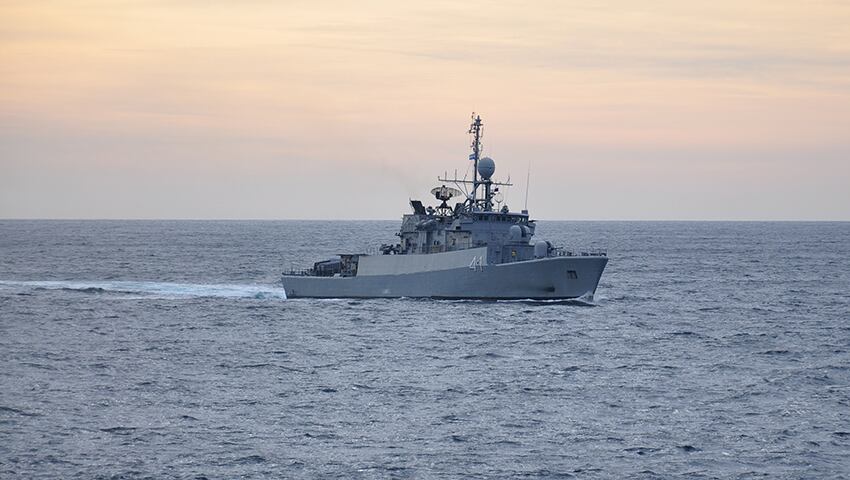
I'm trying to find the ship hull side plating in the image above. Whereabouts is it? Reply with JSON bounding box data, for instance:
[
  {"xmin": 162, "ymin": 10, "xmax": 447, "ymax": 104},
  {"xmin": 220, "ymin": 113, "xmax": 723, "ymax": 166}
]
[{"xmin": 282, "ymin": 255, "xmax": 607, "ymax": 300}]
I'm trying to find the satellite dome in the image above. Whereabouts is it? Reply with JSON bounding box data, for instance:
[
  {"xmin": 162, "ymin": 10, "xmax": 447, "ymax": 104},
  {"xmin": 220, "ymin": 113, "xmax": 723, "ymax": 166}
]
[{"xmin": 478, "ymin": 157, "xmax": 496, "ymax": 179}]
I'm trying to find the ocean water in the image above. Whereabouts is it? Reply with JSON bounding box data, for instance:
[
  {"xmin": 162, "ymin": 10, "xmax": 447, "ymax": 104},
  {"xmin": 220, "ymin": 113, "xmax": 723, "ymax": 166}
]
[{"xmin": 1, "ymin": 220, "xmax": 849, "ymax": 479}]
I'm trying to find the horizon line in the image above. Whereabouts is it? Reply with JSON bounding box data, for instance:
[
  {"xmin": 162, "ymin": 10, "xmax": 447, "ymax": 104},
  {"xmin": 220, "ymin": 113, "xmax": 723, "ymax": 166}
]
[{"xmin": 2, "ymin": 217, "xmax": 848, "ymax": 223}]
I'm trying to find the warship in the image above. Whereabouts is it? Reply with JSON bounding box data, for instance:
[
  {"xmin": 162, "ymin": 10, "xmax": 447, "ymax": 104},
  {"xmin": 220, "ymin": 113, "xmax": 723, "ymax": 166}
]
[{"xmin": 281, "ymin": 114, "xmax": 608, "ymax": 299}]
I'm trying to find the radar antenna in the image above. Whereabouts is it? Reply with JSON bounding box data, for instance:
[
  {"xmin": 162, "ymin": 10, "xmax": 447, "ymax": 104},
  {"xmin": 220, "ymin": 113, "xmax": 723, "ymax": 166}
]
[{"xmin": 430, "ymin": 185, "xmax": 463, "ymax": 215}]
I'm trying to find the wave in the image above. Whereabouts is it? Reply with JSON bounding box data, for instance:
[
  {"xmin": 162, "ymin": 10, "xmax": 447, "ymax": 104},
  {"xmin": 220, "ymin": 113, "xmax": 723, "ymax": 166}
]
[{"xmin": 0, "ymin": 280, "xmax": 287, "ymax": 300}]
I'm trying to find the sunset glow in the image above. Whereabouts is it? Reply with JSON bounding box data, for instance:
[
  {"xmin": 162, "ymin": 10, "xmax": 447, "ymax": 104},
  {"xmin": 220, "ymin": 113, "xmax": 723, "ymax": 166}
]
[{"xmin": 2, "ymin": 0, "xmax": 849, "ymax": 219}]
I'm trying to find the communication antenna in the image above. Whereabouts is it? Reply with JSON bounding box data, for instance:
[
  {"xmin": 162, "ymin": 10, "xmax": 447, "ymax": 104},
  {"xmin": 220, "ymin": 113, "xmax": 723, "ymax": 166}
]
[{"xmin": 524, "ymin": 161, "xmax": 531, "ymax": 210}]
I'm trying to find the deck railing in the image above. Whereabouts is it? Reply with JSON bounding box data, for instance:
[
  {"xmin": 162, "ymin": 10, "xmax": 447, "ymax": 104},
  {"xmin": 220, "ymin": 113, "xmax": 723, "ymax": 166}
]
[
  {"xmin": 551, "ymin": 248, "xmax": 607, "ymax": 257},
  {"xmin": 282, "ymin": 268, "xmax": 312, "ymax": 276}
]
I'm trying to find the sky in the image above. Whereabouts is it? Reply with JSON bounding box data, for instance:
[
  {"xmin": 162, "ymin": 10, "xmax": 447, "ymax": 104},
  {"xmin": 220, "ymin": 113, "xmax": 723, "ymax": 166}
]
[{"xmin": 1, "ymin": 0, "xmax": 849, "ymax": 220}]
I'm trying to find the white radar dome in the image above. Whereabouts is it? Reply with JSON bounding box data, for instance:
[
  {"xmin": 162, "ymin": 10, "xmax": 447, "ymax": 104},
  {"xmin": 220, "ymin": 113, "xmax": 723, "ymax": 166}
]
[{"xmin": 478, "ymin": 157, "xmax": 496, "ymax": 179}]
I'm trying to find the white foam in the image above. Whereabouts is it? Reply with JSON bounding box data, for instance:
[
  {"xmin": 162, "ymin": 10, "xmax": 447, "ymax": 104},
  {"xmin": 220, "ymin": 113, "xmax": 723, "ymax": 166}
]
[{"xmin": 0, "ymin": 280, "xmax": 287, "ymax": 300}]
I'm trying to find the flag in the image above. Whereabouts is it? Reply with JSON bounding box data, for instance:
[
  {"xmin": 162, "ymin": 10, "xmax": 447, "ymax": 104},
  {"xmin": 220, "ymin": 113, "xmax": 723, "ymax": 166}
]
[{"xmin": 469, "ymin": 153, "xmax": 475, "ymax": 161}]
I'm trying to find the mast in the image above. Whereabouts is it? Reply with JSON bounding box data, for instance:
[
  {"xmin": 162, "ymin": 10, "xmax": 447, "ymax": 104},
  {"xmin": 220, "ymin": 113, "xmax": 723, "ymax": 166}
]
[
  {"xmin": 438, "ymin": 113, "xmax": 512, "ymax": 214},
  {"xmin": 468, "ymin": 113, "xmax": 483, "ymax": 204},
  {"xmin": 524, "ymin": 160, "xmax": 531, "ymax": 211}
]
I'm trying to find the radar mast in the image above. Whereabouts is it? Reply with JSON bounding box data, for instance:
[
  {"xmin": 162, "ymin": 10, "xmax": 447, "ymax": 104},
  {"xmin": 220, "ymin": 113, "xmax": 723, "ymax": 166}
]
[
  {"xmin": 468, "ymin": 113, "xmax": 483, "ymax": 204},
  {"xmin": 438, "ymin": 113, "xmax": 513, "ymax": 214}
]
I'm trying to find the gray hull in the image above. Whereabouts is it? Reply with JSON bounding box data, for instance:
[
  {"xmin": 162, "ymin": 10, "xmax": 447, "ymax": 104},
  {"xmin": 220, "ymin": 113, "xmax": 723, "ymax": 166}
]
[{"xmin": 282, "ymin": 255, "xmax": 607, "ymax": 300}]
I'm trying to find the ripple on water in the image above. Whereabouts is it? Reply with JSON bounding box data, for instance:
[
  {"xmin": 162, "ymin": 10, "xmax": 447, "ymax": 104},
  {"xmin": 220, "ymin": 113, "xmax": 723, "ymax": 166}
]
[{"xmin": 1, "ymin": 220, "xmax": 849, "ymax": 478}]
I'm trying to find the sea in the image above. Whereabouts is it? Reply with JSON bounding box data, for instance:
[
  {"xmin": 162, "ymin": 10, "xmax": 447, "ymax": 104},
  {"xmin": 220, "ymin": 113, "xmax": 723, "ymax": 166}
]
[{"xmin": 1, "ymin": 220, "xmax": 848, "ymax": 479}]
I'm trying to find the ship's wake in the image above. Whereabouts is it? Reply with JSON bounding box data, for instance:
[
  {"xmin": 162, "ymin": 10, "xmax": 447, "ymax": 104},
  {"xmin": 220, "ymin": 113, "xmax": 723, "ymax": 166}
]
[{"xmin": 0, "ymin": 280, "xmax": 287, "ymax": 300}]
